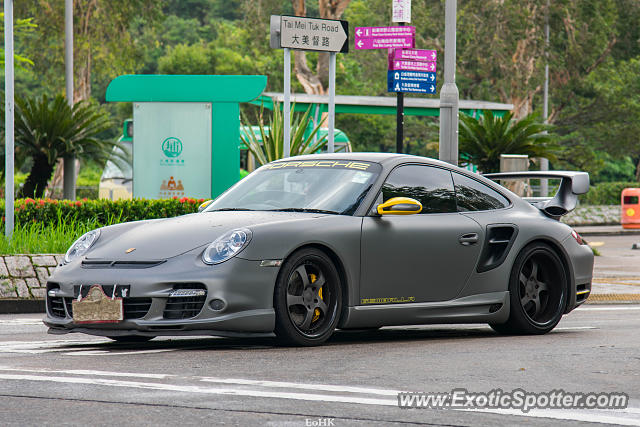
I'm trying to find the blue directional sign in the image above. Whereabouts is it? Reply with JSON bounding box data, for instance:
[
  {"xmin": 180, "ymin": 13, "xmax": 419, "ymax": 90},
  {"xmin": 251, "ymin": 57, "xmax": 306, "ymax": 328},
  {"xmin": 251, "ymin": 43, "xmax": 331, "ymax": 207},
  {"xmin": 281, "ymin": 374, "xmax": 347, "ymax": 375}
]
[{"xmin": 387, "ymin": 70, "xmax": 437, "ymax": 94}]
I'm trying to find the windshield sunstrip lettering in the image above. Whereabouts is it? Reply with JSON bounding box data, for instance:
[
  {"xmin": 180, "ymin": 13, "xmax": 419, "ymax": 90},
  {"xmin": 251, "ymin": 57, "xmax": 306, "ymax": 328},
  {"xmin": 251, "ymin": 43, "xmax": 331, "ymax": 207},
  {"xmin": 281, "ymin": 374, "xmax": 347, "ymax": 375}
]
[{"xmin": 265, "ymin": 161, "xmax": 372, "ymax": 170}]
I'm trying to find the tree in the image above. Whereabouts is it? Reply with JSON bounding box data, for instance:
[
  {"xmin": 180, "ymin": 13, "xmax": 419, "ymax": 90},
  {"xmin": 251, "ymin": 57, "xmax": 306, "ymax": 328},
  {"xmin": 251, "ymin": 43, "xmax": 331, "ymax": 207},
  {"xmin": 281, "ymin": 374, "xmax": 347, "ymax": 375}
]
[
  {"xmin": 14, "ymin": 1, "xmax": 161, "ymax": 102},
  {"xmin": 241, "ymin": 103, "xmax": 327, "ymax": 166},
  {"xmin": 0, "ymin": 13, "xmax": 36, "ymax": 69},
  {"xmin": 158, "ymin": 43, "xmax": 214, "ymax": 75},
  {"xmin": 459, "ymin": 111, "xmax": 558, "ymax": 173},
  {"xmin": 1, "ymin": 94, "xmax": 117, "ymax": 198},
  {"xmin": 291, "ymin": 0, "xmax": 351, "ymax": 95}
]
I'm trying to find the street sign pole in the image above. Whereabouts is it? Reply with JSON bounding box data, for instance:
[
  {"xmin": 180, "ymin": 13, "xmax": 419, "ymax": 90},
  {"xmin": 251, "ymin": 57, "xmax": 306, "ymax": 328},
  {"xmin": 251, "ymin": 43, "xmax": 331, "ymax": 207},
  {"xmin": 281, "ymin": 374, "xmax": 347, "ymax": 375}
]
[
  {"xmin": 272, "ymin": 15, "xmax": 348, "ymax": 158},
  {"xmin": 283, "ymin": 47, "xmax": 291, "ymax": 158},
  {"xmin": 64, "ymin": 0, "xmax": 76, "ymax": 200},
  {"xmin": 540, "ymin": 0, "xmax": 550, "ymax": 196},
  {"xmin": 439, "ymin": 0, "xmax": 459, "ymax": 166},
  {"xmin": 4, "ymin": 0, "xmax": 14, "ymax": 238},
  {"xmin": 396, "ymin": 23, "xmax": 405, "ymax": 154},
  {"xmin": 328, "ymin": 52, "xmax": 336, "ymax": 153}
]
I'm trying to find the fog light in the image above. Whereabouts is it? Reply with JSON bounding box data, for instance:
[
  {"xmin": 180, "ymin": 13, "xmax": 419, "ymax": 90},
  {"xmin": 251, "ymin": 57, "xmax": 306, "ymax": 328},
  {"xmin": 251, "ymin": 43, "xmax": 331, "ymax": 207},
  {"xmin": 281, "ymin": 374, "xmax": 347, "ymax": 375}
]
[{"xmin": 209, "ymin": 299, "xmax": 226, "ymax": 311}]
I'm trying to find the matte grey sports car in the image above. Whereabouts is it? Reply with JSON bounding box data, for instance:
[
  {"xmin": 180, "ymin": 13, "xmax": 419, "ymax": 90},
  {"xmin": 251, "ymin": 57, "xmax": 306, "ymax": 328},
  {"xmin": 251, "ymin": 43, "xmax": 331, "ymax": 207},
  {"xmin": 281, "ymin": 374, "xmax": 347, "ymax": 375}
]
[{"xmin": 44, "ymin": 153, "xmax": 594, "ymax": 346}]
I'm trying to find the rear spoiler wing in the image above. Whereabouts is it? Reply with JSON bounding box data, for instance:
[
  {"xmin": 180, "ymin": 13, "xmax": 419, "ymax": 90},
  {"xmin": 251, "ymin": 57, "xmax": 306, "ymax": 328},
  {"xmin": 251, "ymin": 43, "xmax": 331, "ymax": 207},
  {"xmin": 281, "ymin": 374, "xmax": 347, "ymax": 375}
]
[{"xmin": 483, "ymin": 171, "xmax": 590, "ymax": 219}]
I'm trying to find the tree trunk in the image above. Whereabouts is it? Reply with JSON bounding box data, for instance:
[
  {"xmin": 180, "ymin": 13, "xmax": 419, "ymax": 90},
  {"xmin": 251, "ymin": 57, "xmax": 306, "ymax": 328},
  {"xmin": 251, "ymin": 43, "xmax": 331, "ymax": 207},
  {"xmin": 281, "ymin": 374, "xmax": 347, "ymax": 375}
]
[
  {"xmin": 291, "ymin": 0, "xmax": 351, "ymax": 95},
  {"xmin": 20, "ymin": 154, "xmax": 55, "ymax": 199}
]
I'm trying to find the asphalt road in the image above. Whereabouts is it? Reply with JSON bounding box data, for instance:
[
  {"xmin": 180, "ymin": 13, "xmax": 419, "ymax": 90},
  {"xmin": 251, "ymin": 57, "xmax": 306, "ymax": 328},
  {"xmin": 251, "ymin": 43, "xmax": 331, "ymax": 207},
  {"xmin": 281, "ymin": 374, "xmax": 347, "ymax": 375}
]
[{"xmin": 1, "ymin": 306, "xmax": 639, "ymax": 426}]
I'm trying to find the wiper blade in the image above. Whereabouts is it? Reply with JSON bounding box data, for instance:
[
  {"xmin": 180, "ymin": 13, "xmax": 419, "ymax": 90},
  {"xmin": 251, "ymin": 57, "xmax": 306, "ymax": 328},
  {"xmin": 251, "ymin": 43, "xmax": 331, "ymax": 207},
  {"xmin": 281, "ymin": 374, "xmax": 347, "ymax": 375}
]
[
  {"xmin": 269, "ymin": 208, "xmax": 340, "ymax": 215},
  {"xmin": 209, "ymin": 208, "xmax": 256, "ymax": 212}
]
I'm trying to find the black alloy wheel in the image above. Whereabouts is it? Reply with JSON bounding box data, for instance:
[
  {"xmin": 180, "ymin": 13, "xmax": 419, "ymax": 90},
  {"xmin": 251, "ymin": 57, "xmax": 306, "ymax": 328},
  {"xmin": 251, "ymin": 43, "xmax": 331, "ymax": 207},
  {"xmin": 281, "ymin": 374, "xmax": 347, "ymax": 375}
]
[
  {"xmin": 490, "ymin": 242, "xmax": 567, "ymax": 335},
  {"xmin": 274, "ymin": 248, "xmax": 342, "ymax": 346}
]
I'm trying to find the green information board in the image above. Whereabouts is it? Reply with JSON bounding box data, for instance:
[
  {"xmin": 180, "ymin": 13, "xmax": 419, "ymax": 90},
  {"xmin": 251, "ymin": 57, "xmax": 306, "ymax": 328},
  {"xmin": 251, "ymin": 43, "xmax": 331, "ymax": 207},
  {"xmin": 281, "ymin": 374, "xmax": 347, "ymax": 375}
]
[
  {"xmin": 133, "ymin": 102, "xmax": 212, "ymax": 199},
  {"xmin": 106, "ymin": 75, "xmax": 267, "ymax": 198}
]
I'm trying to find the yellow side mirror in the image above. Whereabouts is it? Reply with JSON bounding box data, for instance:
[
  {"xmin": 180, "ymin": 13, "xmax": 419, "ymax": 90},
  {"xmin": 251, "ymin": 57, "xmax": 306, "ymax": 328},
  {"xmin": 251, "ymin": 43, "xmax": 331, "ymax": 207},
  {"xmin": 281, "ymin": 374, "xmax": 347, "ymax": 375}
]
[
  {"xmin": 198, "ymin": 200, "xmax": 213, "ymax": 213},
  {"xmin": 377, "ymin": 197, "xmax": 422, "ymax": 215}
]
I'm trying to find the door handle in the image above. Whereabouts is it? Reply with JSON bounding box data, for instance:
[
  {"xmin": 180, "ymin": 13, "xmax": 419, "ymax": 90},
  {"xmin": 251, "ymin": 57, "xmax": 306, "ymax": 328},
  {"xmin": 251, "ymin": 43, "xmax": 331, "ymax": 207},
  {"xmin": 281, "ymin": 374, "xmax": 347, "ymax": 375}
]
[{"xmin": 459, "ymin": 233, "xmax": 479, "ymax": 246}]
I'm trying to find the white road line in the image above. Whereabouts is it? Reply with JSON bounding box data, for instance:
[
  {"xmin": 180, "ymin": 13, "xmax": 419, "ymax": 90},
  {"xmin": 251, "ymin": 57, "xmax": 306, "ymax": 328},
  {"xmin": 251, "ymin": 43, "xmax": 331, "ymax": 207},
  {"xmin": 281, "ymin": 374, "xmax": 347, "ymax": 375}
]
[
  {"xmin": 578, "ymin": 306, "xmax": 640, "ymax": 311},
  {"xmin": 0, "ymin": 318, "xmax": 45, "ymax": 326},
  {"xmin": 0, "ymin": 374, "xmax": 397, "ymax": 407},
  {"xmin": 0, "ymin": 369, "xmax": 638, "ymax": 425},
  {"xmin": 462, "ymin": 407, "xmax": 640, "ymax": 426},
  {"xmin": 554, "ymin": 326, "xmax": 598, "ymax": 331},
  {"xmin": 200, "ymin": 377, "xmax": 401, "ymax": 396},
  {"xmin": 0, "ymin": 367, "xmax": 172, "ymax": 379}
]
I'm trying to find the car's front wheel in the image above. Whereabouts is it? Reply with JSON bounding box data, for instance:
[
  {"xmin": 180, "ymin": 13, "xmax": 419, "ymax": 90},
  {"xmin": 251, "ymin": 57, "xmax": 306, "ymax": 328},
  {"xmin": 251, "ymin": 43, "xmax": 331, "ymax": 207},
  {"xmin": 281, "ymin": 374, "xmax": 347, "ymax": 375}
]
[
  {"xmin": 490, "ymin": 242, "xmax": 568, "ymax": 335},
  {"xmin": 274, "ymin": 248, "xmax": 342, "ymax": 346}
]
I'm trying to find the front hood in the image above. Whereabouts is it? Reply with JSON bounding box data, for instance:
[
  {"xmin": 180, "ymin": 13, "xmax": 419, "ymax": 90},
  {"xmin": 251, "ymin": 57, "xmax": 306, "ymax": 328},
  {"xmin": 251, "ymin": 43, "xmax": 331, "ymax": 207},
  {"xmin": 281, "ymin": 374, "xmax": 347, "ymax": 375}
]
[{"xmin": 85, "ymin": 211, "xmax": 327, "ymax": 260}]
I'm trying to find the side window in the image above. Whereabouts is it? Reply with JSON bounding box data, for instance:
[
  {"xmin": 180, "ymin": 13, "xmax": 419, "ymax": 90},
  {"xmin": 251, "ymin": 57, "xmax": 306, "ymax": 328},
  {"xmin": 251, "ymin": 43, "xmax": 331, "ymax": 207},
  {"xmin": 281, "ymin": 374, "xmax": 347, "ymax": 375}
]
[
  {"xmin": 453, "ymin": 172, "xmax": 510, "ymax": 211},
  {"xmin": 381, "ymin": 165, "xmax": 457, "ymax": 214}
]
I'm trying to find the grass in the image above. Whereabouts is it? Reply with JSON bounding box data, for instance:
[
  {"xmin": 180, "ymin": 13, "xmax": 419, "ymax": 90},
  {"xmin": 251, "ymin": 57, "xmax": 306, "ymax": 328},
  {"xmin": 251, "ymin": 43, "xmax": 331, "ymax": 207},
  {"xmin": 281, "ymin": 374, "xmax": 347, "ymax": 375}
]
[{"xmin": 0, "ymin": 218, "xmax": 104, "ymax": 255}]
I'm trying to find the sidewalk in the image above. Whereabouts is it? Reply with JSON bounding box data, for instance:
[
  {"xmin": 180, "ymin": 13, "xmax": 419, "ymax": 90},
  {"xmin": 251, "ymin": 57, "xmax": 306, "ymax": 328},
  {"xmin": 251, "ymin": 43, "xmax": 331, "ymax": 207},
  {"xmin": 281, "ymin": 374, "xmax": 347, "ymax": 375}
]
[{"xmin": 574, "ymin": 225, "xmax": 640, "ymax": 236}]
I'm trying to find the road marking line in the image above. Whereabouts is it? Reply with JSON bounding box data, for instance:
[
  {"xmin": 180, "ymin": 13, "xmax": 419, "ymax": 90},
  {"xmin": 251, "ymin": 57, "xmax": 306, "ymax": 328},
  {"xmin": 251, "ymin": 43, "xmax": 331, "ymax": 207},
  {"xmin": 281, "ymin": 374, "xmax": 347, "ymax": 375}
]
[
  {"xmin": 554, "ymin": 326, "xmax": 597, "ymax": 331},
  {"xmin": 577, "ymin": 306, "xmax": 640, "ymax": 311},
  {"xmin": 461, "ymin": 408, "xmax": 640, "ymax": 426},
  {"xmin": 0, "ymin": 370, "xmax": 638, "ymax": 425},
  {"xmin": 0, "ymin": 367, "xmax": 172, "ymax": 379},
  {"xmin": 200, "ymin": 377, "xmax": 401, "ymax": 396},
  {"xmin": 0, "ymin": 319, "xmax": 45, "ymax": 326},
  {"xmin": 64, "ymin": 349, "xmax": 176, "ymax": 356},
  {"xmin": 0, "ymin": 374, "xmax": 397, "ymax": 406}
]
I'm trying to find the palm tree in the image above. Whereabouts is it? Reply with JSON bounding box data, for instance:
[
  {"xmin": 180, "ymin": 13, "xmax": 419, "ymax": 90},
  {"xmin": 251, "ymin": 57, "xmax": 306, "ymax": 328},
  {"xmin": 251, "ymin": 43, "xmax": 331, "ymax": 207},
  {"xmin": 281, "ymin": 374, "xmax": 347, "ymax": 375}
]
[
  {"xmin": 1, "ymin": 94, "xmax": 118, "ymax": 198},
  {"xmin": 459, "ymin": 110, "xmax": 559, "ymax": 173},
  {"xmin": 240, "ymin": 102, "xmax": 328, "ymax": 166}
]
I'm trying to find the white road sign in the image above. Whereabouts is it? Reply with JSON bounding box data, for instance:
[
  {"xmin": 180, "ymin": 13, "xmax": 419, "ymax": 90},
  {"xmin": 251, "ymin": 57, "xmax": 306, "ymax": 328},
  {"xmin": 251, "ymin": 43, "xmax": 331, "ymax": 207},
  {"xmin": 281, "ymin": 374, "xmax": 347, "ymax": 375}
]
[{"xmin": 279, "ymin": 15, "xmax": 349, "ymax": 53}]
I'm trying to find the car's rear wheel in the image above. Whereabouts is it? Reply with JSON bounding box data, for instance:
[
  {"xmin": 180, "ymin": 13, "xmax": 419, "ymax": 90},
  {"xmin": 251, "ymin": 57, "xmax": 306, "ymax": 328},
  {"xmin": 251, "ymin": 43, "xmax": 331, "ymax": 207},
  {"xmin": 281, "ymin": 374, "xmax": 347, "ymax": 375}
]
[
  {"xmin": 107, "ymin": 336, "xmax": 155, "ymax": 343},
  {"xmin": 490, "ymin": 242, "xmax": 567, "ymax": 335},
  {"xmin": 274, "ymin": 248, "xmax": 342, "ymax": 346}
]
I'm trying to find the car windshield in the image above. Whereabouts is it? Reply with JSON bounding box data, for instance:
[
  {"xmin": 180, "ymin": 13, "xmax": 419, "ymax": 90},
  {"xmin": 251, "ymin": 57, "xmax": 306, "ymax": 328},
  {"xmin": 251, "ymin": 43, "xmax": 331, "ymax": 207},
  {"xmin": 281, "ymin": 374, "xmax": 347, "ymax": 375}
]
[{"xmin": 206, "ymin": 160, "xmax": 381, "ymax": 215}]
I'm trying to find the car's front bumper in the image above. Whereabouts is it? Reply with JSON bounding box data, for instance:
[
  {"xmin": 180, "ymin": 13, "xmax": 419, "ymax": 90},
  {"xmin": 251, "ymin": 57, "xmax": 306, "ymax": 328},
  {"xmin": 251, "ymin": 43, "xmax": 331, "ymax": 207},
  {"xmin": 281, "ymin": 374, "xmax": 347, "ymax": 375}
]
[{"xmin": 43, "ymin": 252, "xmax": 279, "ymax": 337}]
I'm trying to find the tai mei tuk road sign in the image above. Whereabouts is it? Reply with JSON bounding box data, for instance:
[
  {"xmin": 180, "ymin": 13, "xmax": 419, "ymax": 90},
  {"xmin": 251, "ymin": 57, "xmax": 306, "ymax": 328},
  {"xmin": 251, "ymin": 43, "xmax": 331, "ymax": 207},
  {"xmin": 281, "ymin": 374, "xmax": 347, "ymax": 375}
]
[{"xmin": 280, "ymin": 16, "xmax": 348, "ymax": 53}]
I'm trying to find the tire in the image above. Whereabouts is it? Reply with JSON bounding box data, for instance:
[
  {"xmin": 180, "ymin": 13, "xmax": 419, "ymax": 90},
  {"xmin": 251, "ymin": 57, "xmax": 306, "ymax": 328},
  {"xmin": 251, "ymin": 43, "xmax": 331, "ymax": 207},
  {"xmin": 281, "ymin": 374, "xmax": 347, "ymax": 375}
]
[
  {"xmin": 107, "ymin": 335, "xmax": 155, "ymax": 343},
  {"xmin": 490, "ymin": 242, "xmax": 568, "ymax": 335},
  {"xmin": 274, "ymin": 248, "xmax": 342, "ymax": 346}
]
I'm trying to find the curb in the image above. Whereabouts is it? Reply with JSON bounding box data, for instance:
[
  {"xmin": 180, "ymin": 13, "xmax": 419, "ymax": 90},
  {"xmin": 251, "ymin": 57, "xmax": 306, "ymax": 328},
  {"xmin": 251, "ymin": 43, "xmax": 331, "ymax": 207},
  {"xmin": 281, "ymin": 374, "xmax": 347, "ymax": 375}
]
[
  {"xmin": 0, "ymin": 299, "xmax": 45, "ymax": 314},
  {"xmin": 578, "ymin": 230, "xmax": 640, "ymax": 237}
]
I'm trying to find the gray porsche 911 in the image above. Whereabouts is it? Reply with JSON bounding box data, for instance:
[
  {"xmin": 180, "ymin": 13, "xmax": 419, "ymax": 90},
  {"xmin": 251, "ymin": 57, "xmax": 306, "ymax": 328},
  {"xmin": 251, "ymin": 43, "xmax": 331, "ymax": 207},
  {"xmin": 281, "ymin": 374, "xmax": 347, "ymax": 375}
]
[{"xmin": 44, "ymin": 153, "xmax": 594, "ymax": 346}]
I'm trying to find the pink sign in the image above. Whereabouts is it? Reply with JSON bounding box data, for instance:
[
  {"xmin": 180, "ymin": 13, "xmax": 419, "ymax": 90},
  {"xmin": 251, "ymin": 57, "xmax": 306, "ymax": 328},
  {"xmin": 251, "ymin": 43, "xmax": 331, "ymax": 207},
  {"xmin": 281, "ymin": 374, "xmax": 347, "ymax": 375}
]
[
  {"xmin": 390, "ymin": 60, "xmax": 436, "ymax": 72},
  {"xmin": 392, "ymin": 48, "xmax": 437, "ymax": 62},
  {"xmin": 355, "ymin": 35, "xmax": 414, "ymax": 50}
]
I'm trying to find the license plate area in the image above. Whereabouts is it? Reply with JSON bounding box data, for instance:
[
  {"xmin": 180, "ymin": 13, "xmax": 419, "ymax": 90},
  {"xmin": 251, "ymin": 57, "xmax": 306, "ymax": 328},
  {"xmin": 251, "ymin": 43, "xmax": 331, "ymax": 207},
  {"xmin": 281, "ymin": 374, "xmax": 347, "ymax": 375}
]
[{"xmin": 72, "ymin": 285, "xmax": 125, "ymax": 324}]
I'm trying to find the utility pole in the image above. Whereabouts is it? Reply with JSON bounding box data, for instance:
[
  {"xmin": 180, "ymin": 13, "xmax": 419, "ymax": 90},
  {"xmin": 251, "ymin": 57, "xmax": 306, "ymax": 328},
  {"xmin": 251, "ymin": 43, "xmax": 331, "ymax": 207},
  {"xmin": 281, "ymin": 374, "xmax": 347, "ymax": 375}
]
[
  {"xmin": 396, "ymin": 24, "xmax": 405, "ymax": 154},
  {"xmin": 63, "ymin": 0, "xmax": 76, "ymax": 200},
  {"xmin": 438, "ymin": 0, "xmax": 459, "ymax": 166},
  {"xmin": 540, "ymin": 0, "xmax": 550, "ymax": 197},
  {"xmin": 4, "ymin": 0, "xmax": 15, "ymax": 238}
]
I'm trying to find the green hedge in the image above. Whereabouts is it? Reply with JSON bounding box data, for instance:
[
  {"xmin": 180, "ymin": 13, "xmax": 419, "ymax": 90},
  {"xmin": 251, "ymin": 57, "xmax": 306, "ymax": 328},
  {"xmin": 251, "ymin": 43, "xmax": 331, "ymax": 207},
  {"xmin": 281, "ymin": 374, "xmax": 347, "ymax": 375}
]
[
  {"xmin": 580, "ymin": 181, "xmax": 640, "ymax": 205},
  {"xmin": 0, "ymin": 197, "xmax": 205, "ymax": 228}
]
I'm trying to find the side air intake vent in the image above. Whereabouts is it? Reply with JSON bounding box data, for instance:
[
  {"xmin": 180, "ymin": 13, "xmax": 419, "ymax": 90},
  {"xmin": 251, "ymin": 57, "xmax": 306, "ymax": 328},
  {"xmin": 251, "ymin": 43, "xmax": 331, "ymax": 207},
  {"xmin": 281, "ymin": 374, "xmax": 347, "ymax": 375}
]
[{"xmin": 477, "ymin": 224, "xmax": 518, "ymax": 273}]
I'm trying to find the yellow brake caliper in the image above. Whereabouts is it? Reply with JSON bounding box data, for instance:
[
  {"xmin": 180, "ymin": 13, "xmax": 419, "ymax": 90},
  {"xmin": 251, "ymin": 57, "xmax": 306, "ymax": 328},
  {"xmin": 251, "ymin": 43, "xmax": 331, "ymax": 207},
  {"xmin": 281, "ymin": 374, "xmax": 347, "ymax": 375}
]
[{"xmin": 310, "ymin": 273, "xmax": 323, "ymax": 322}]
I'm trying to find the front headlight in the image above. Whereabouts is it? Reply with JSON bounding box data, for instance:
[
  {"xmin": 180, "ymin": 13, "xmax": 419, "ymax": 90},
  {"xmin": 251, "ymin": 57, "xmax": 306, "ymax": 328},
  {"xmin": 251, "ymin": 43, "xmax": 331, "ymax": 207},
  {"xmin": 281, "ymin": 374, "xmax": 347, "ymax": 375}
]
[
  {"xmin": 64, "ymin": 229, "xmax": 101, "ymax": 263},
  {"xmin": 202, "ymin": 228, "xmax": 252, "ymax": 265}
]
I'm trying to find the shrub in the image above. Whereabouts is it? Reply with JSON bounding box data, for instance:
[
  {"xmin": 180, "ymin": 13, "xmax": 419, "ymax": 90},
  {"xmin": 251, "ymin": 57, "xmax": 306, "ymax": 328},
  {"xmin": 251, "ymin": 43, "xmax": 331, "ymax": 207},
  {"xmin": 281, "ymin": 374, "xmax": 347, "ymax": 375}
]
[
  {"xmin": 0, "ymin": 197, "xmax": 204, "ymax": 228},
  {"xmin": 580, "ymin": 182, "xmax": 640, "ymax": 205}
]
